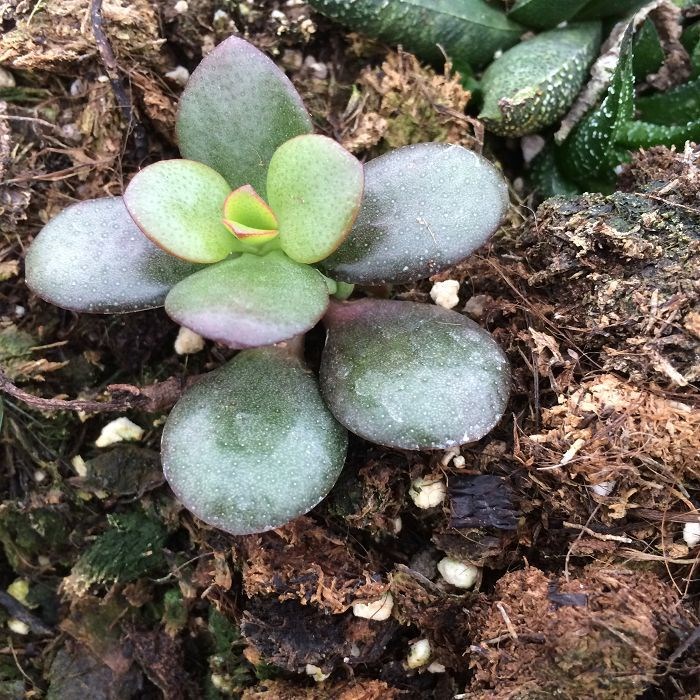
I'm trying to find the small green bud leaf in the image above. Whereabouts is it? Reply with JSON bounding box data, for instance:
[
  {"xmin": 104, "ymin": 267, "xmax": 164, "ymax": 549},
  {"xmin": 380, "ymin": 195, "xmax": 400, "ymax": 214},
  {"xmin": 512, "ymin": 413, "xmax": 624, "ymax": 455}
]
[
  {"xmin": 162, "ymin": 348, "xmax": 348, "ymax": 535},
  {"xmin": 24, "ymin": 197, "xmax": 200, "ymax": 313},
  {"xmin": 322, "ymin": 143, "xmax": 508, "ymax": 285},
  {"xmin": 177, "ymin": 36, "xmax": 313, "ymax": 196},
  {"xmin": 267, "ymin": 135, "xmax": 364, "ymax": 264},
  {"xmin": 320, "ymin": 299, "xmax": 510, "ymax": 450},
  {"xmin": 164, "ymin": 250, "xmax": 329, "ymax": 348},
  {"xmin": 223, "ymin": 185, "xmax": 279, "ymax": 245},
  {"xmin": 124, "ymin": 159, "xmax": 239, "ymax": 264}
]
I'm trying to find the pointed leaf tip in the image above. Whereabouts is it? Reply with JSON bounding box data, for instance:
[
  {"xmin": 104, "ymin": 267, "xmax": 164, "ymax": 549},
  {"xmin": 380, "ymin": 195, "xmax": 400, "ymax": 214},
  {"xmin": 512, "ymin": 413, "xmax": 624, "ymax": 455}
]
[
  {"xmin": 177, "ymin": 35, "xmax": 313, "ymax": 195},
  {"xmin": 320, "ymin": 299, "xmax": 510, "ymax": 450},
  {"xmin": 162, "ymin": 348, "xmax": 347, "ymax": 535},
  {"xmin": 24, "ymin": 197, "xmax": 200, "ymax": 313}
]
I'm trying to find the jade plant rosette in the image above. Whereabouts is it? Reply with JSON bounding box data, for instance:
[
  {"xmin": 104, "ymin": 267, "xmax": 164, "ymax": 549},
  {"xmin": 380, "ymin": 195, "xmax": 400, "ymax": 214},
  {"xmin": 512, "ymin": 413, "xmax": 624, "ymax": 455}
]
[{"xmin": 24, "ymin": 35, "xmax": 511, "ymax": 535}]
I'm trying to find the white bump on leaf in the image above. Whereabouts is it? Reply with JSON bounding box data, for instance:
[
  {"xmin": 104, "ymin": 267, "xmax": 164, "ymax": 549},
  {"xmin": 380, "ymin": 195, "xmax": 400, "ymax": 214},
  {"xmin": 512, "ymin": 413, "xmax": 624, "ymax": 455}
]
[
  {"xmin": 437, "ymin": 557, "xmax": 479, "ymax": 589},
  {"xmin": 352, "ymin": 592, "xmax": 393, "ymax": 621},
  {"xmin": 683, "ymin": 521, "xmax": 700, "ymax": 548},
  {"xmin": 407, "ymin": 638, "xmax": 431, "ymax": 669},
  {"xmin": 430, "ymin": 280, "xmax": 460, "ymax": 309},
  {"xmin": 409, "ymin": 477, "xmax": 446, "ymax": 509},
  {"xmin": 174, "ymin": 326, "xmax": 205, "ymax": 355},
  {"xmin": 95, "ymin": 417, "xmax": 144, "ymax": 447}
]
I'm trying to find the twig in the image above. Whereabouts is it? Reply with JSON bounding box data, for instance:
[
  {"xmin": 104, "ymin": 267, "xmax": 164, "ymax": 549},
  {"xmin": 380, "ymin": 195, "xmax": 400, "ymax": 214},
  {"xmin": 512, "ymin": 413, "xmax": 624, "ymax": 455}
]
[
  {"xmin": 0, "ymin": 590, "xmax": 53, "ymax": 637},
  {"xmin": 563, "ymin": 521, "xmax": 633, "ymax": 544},
  {"xmin": 90, "ymin": 0, "xmax": 147, "ymax": 158},
  {"xmin": 0, "ymin": 369, "xmax": 199, "ymax": 414}
]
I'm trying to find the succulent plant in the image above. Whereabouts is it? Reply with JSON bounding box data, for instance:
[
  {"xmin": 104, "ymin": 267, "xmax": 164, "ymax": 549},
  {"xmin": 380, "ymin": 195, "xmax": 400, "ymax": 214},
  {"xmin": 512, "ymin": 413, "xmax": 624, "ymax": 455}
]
[{"xmin": 24, "ymin": 36, "xmax": 511, "ymax": 535}]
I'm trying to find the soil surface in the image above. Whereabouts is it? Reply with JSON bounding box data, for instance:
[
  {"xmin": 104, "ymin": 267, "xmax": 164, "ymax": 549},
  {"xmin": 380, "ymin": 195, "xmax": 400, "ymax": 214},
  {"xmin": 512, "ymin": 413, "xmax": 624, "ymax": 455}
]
[{"xmin": 0, "ymin": 1, "xmax": 698, "ymax": 698}]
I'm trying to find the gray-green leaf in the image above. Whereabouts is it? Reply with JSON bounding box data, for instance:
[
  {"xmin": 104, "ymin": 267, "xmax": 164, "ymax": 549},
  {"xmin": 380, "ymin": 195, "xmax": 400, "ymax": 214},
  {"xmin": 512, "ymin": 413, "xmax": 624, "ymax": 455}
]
[
  {"xmin": 25, "ymin": 198, "xmax": 200, "ymax": 313},
  {"xmin": 162, "ymin": 348, "xmax": 348, "ymax": 535},
  {"xmin": 320, "ymin": 299, "xmax": 510, "ymax": 450},
  {"xmin": 322, "ymin": 143, "xmax": 508, "ymax": 285}
]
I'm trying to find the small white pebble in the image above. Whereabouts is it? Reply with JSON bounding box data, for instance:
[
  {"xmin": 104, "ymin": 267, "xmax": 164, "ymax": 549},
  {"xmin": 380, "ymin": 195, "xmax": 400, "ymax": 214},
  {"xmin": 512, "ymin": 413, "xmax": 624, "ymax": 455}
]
[
  {"xmin": 174, "ymin": 326, "xmax": 205, "ymax": 355},
  {"xmin": 14, "ymin": 305, "xmax": 26, "ymax": 317},
  {"xmin": 683, "ymin": 521, "xmax": 700, "ymax": 548},
  {"xmin": 305, "ymin": 664, "xmax": 330, "ymax": 682},
  {"xmin": 406, "ymin": 638, "xmax": 431, "ymax": 669},
  {"xmin": 464, "ymin": 294, "xmax": 488, "ymax": 319},
  {"xmin": 95, "ymin": 417, "xmax": 144, "ymax": 448},
  {"xmin": 213, "ymin": 8, "xmax": 229, "ymax": 23},
  {"xmin": 174, "ymin": 0, "xmax": 188, "ymax": 12},
  {"xmin": 352, "ymin": 592, "xmax": 393, "ymax": 621},
  {"xmin": 33, "ymin": 469, "xmax": 47, "ymax": 483},
  {"xmin": 453, "ymin": 455, "xmax": 466, "ymax": 469},
  {"xmin": 37, "ymin": 555, "xmax": 51, "ymax": 567},
  {"xmin": 7, "ymin": 619, "xmax": 29, "ymax": 635},
  {"xmin": 437, "ymin": 557, "xmax": 479, "ymax": 589},
  {"xmin": 430, "ymin": 280, "xmax": 460, "ymax": 310},
  {"xmin": 409, "ymin": 477, "xmax": 446, "ymax": 509},
  {"xmin": 0, "ymin": 67, "xmax": 16, "ymax": 88},
  {"xmin": 70, "ymin": 78, "xmax": 84, "ymax": 97},
  {"xmin": 165, "ymin": 65, "xmax": 190, "ymax": 86},
  {"xmin": 71, "ymin": 455, "xmax": 87, "ymax": 477},
  {"xmin": 392, "ymin": 516, "xmax": 403, "ymax": 534},
  {"xmin": 590, "ymin": 480, "xmax": 616, "ymax": 497},
  {"xmin": 440, "ymin": 446, "xmax": 460, "ymax": 467},
  {"xmin": 427, "ymin": 661, "xmax": 446, "ymax": 674},
  {"xmin": 521, "ymin": 134, "xmax": 545, "ymax": 164}
]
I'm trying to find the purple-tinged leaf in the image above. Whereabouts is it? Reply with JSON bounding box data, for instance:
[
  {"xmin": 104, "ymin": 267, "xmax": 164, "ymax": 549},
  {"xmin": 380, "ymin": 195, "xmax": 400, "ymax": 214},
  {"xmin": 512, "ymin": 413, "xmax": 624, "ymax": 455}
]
[
  {"xmin": 176, "ymin": 35, "xmax": 313, "ymax": 196},
  {"xmin": 24, "ymin": 197, "xmax": 200, "ymax": 313},
  {"xmin": 267, "ymin": 135, "xmax": 364, "ymax": 264},
  {"xmin": 223, "ymin": 185, "xmax": 279, "ymax": 244},
  {"xmin": 162, "ymin": 347, "xmax": 348, "ymax": 535},
  {"xmin": 320, "ymin": 299, "xmax": 510, "ymax": 450},
  {"xmin": 164, "ymin": 250, "xmax": 329, "ymax": 348},
  {"xmin": 124, "ymin": 159, "xmax": 239, "ymax": 264},
  {"xmin": 322, "ymin": 143, "xmax": 509, "ymax": 285}
]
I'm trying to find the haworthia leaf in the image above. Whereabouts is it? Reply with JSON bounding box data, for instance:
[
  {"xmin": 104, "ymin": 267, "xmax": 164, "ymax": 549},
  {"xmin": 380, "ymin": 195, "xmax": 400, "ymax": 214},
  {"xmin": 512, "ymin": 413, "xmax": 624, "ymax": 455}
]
[
  {"xmin": 528, "ymin": 145, "xmax": 582, "ymax": 199},
  {"xmin": 556, "ymin": 26, "xmax": 635, "ymax": 188},
  {"xmin": 322, "ymin": 143, "xmax": 508, "ymax": 285},
  {"xmin": 617, "ymin": 119, "xmax": 700, "ymax": 148},
  {"xmin": 508, "ymin": 0, "xmax": 589, "ymax": 30},
  {"xmin": 162, "ymin": 348, "xmax": 347, "ymax": 535},
  {"xmin": 632, "ymin": 19, "xmax": 664, "ymax": 80},
  {"xmin": 320, "ymin": 299, "xmax": 510, "ymax": 450},
  {"xmin": 124, "ymin": 159, "xmax": 239, "ymax": 264},
  {"xmin": 266, "ymin": 135, "xmax": 364, "ymax": 264},
  {"xmin": 177, "ymin": 35, "xmax": 313, "ymax": 196},
  {"xmin": 25, "ymin": 198, "xmax": 199, "ymax": 313},
  {"xmin": 574, "ymin": 0, "xmax": 646, "ymax": 20},
  {"xmin": 636, "ymin": 77, "xmax": 700, "ymax": 125},
  {"xmin": 164, "ymin": 250, "xmax": 329, "ymax": 348},
  {"xmin": 479, "ymin": 23, "xmax": 601, "ymax": 137},
  {"xmin": 307, "ymin": 0, "xmax": 524, "ymax": 70}
]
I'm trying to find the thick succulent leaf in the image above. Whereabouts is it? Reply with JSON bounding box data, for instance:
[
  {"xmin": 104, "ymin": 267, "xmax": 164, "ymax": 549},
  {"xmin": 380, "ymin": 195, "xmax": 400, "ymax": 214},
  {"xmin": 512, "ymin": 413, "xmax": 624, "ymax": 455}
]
[
  {"xmin": 124, "ymin": 159, "xmax": 239, "ymax": 264},
  {"xmin": 479, "ymin": 23, "xmax": 601, "ymax": 137},
  {"xmin": 267, "ymin": 135, "xmax": 364, "ymax": 264},
  {"xmin": 24, "ymin": 197, "xmax": 200, "ymax": 313},
  {"xmin": 164, "ymin": 250, "xmax": 329, "ymax": 348},
  {"xmin": 162, "ymin": 348, "xmax": 348, "ymax": 535},
  {"xmin": 322, "ymin": 143, "xmax": 508, "ymax": 285},
  {"xmin": 556, "ymin": 26, "xmax": 635, "ymax": 188},
  {"xmin": 617, "ymin": 119, "xmax": 700, "ymax": 148},
  {"xmin": 632, "ymin": 19, "xmax": 664, "ymax": 80},
  {"xmin": 507, "ymin": 0, "xmax": 589, "ymax": 29},
  {"xmin": 320, "ymin": 299, "xmax": 510, "ymax": 450},
  {"xmin": 636, "ymin": 77, "xmax": 700, "ymax": 125},
  {"xmin": 574, "ymin": 0, "xmax": 646, "ymax": 20},
  {"xmin": 223, "ymin": 185, "xmax": 279, "ymax": 244},
  {"xmin": 176, "ymin": 35, "xmax": 313, "ymax": 196},
  {"xmin": 528, "ymin": 145, "xmax": 582, "ymax": 199},
  {"xmin": 307, "ymin": 0, "xmax": 523, "ymax": 70}
]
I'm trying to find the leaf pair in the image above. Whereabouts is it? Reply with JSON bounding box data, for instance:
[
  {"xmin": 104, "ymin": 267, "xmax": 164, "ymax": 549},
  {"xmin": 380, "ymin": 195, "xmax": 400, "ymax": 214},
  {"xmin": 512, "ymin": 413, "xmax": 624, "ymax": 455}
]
[
  {"xmin": 123, "ymin": 135, "xmax": 364, "ymax": 266},
  {"xmin": 163, "ymin": 300, "xmax": 510, "ymax": 534}
]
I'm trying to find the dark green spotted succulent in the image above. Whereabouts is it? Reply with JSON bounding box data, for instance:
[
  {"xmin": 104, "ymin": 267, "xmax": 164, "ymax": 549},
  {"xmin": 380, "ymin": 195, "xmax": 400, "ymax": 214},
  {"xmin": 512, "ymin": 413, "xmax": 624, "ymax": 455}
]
[{"xmin": 24, "ymin": 36, "xmax": 511, "ymax": 535}]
